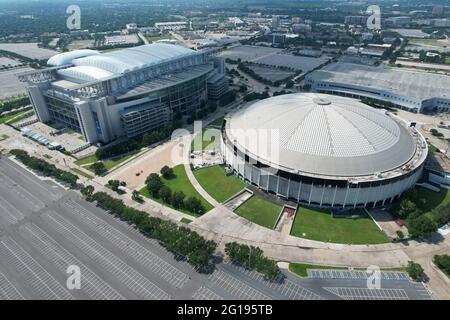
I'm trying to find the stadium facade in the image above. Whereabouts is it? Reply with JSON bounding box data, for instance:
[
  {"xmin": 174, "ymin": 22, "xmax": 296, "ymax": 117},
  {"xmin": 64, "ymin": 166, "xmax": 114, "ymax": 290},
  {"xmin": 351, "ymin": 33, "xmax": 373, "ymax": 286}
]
[
  {"xmin": 18, "ymin": 43, "xmax": 228, "ymax": 143},
  {"xmin": 221, "ymin": 93, "xmax": 428, "ymax": 209},
  {"xmin": 305, "ymin": 62, "xmax": 450, "ymax": 113}
]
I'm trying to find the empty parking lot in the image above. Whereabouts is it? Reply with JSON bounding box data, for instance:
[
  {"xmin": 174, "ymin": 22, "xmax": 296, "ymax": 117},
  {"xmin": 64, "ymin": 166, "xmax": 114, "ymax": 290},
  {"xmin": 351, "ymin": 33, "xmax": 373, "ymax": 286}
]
[{"xmin": 0, "ymin": 157, "xmax": 434, "ymax": 300}]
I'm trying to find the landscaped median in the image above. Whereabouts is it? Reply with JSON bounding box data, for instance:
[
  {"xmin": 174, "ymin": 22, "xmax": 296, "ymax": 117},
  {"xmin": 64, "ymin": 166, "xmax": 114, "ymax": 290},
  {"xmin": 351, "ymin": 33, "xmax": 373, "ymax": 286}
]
[
  {"xmin": 290, "ymin": 207, "xmax": 389, "ymax": 245},
  {"xmin": 140, "ymin": 164, "xmax": 214, "ymax": 216}
]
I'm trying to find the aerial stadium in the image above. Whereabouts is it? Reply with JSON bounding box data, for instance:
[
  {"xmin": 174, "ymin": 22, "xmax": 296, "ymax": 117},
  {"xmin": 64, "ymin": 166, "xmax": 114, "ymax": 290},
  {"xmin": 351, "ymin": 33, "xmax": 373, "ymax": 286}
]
[
  {"xmin": 221, "ymin": 93, "xmax": 428, "ymax": 209},
  {"xmin": 18, "ymin": 43, "xmax": 228, "ymax": 144}
]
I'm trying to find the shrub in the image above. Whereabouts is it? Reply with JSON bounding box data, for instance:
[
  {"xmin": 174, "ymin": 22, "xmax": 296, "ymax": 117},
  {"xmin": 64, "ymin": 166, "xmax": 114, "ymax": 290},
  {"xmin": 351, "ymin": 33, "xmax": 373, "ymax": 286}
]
[
  {"xmin": 160, "ymin": 165, "xmax": 174, "ymax": 179},
  {"xmin": 433, "ymin": 254, "xmax": 450, "ymax": 276},
  {"xmin": 406, "ymin": 261, "xmax": 424, "ymax": 281},
  {"xmin": 396, "ymin": 230, "xmax": 404, "ymax": 239},
  {"xmin": 90, "ymin": 162, "xmax": 107, "ymax": 176}
]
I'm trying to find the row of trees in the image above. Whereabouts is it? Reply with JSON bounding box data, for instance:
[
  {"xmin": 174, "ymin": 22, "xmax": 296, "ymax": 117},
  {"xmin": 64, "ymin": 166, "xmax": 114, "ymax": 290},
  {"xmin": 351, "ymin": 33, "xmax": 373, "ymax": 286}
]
[
  {"xmin": 95, "ymin": 124, "xmax": 177, "ymax": 160},
  {"xmin": 0, "ymin": 95, "xmax": 30, "ymax": 114},
  {"xmin": 88, "ymin": 190, "xmax": 216, "ymax": 270},
  {"xmin": 10, "ymin": 149, "xmax": 78, "ymax": 188},
  {"xmin": 145, "ymin": 168, "xmax": 206, "ymax": 215},
  {"xmin": 243, "ymin": 91, "xmax": 270, "ymax": 102},
  {"xmin": 225, "ymin": 242, "xmax": 280, "ymax": 280},
  {"xmin": 107, "ymin": 180, "xmax": 127, "ymax": 194}
]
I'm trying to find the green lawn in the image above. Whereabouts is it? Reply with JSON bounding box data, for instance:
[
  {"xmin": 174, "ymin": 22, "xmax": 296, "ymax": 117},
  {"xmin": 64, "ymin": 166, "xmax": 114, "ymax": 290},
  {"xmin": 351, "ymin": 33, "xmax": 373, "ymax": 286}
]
[
  {"xmin": 74, "ymin": 154, "xmax": 98, "ymax": 166},
  {"xmin": 0, "ymin": 108, "xmax": 33, "ymax": 124},
  {"xmin": 140, "ymin": 164, "xmax": 213, "ymax": 216},
  {"xmin": 76, "ymin": 152, "xmax": 136, "ymax": 171},
  {"xmin": 193, "ymin": 165, "xmax": 246, "ymax": 202},
  {"xmin": 191, "ymin": 128, "xmax": 221, "ymax": 152},
  {"xmin": 235, "ymin": 196, "xmax": 281, "ymax": 229},
  {"xmin": 289, "ymin": 263, "xmax": 348, "ymax": 277},
  {"xmin": 180, "ymin": 218, "xmax": 192, "ymax": 224},
  {"xmin": 70, "ymin": 168, "xmax": 94, "ymax": 179},
  {"xmin": 414, "ymin": 187, "xmax": 450, "ymax": 216},
  {"xmin": 290, "ymin": 207, "xmax": 389, "ymax": 245}
]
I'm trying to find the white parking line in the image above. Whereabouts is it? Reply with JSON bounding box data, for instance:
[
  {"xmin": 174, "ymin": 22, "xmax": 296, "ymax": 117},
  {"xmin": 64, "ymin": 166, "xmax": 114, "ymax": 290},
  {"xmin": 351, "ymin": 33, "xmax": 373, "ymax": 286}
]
[
  {"xmin": 0, "ymin": 237, "xmax": 74, "ymax": 300},
  {"xmin": 42, "ymin": 211, "xmax": 170, "ymax": 300}
]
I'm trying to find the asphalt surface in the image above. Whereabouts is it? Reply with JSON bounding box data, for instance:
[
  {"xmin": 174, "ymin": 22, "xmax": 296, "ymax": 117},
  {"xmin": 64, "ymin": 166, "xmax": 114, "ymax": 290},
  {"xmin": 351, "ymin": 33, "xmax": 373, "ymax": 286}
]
[{"xmin": 0, "ymin": 157, "xmax": 434, "ymax": 300}]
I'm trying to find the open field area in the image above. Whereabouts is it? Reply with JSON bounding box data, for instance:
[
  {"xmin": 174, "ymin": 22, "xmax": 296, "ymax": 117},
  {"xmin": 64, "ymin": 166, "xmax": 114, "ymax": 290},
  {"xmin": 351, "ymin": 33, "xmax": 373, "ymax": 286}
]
[
  {"xmin": 290, "ymin": 207, "xmax": 389, "ymax": 245},
  {"xmin": 107, "ymin": 139, "xmax": 183, "ymax": 190},
  {"xmin": 0, "ymin": 43, "xmax": 57, "ymax": 60},
  {"xmin": 193, "ymin": 165, "xmax": 246, "ymax": 203},
  {"xmin": 140, "ymin": 164, "xmax": 213, "ymax": 215},
  {"xmin": 0, "ymin": 56, "xmax": 22, "ymax": 68},
  {"xmin": 0, "ymin": 108, "xmax": 33, "ymax": 124},
  {"xmin": 220, "ymin": 45, "xmax": 329, "ymax": 73},
  {"xmin": 390, "ymin": 29, "xmax": 430, "ymax": 38},
  {"xmin": 0, "ymin": 67, "xmax": 34, "ymax": 99},
  {"xmin": 235, "ymin": 196, "xmax": 281, "ymax": 229},
  {"xmin": 247, "ymin": 64, "xmax": 295, "ymax": 82},
  {"xmin": 413, "ymin": 187, "xmax": 450, "ymax": 217},
  {"xmin": 409, "ymin": 38, "xmax": 450, "ymax": 48},
  {"xmin": 67, "ymin": 39, "xmax": 95, "ymax": 51}
]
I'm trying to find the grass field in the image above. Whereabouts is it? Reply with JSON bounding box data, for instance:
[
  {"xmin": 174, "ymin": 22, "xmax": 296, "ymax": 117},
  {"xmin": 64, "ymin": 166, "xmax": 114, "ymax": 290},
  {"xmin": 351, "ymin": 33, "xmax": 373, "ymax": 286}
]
[
  {"xmin": 70, "ymin": 168, "xmax": 94, "ymax": 179},
  {"xmin": 140, "ymin": 164, "xmax": 213, "ymax": 216},
  {"xmin": 414, "ymin": 187, "xmax": 450, "ymax": 216},
  {"xmin": 289, "ymin": 263, "xmax": 348, "ymax": 277},
  {"xmin": 191, "ymin": 128, "xmax": 221, "ymax": 152},
  {"xmin": 290, "ymin": 207, "xmax": 389, "ymax": 245},
  {"xmin": 193, "ymin": 165, "xmax": 246, "ymax": 202},
  {"xmin": 180, "ymin": 218, "xmax": 192, "ymax": 224},
  {"xmin": 76, "ymin": 152, "xmax": 136, "ymax": 171},
  {"xmin": 235, "ymin": 196, "xmax": 281, "ymax": 229},
  {"xmin": 0, "ymin": 108, "xmax": 33, "ymax": 124}
]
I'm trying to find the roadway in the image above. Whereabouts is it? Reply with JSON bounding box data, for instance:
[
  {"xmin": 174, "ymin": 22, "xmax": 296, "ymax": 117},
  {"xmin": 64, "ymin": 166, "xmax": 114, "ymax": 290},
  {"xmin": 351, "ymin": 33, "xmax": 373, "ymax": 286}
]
[{"xmin": 0, "ymin": 156, "xmax": 433, "ymax": 300}]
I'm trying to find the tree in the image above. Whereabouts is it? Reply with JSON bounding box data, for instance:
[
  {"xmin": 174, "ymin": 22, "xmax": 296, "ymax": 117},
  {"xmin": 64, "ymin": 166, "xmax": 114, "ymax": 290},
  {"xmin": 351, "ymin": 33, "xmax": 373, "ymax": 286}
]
[
  {"xmin": 171, "ymin": 191, "xmax": 185, "ymax": 209},
  {"xmin": 408, "ymin": 214, "xmax": 437, "ymax": 239},
  {"xmin": 159, "ymin": 186, "xmax": 172, "ymax": 204},
  {"xmin": 432, "ymin": 205, "xmax": 450, "ymax": 227},
  {"xmin": 406, "ymin": 261, "xmax": 424, "ymax": 281},
  {"xmin": 160, "ymin": 165, "xmax": 174, "ymax": 179},
  {"xmin": 80, "ymin": 185, "xmax": 94, "ymax": 200},
  {"xmin": 108, "ymin": 179, "xmax": 121, "ymax": 191},
  {"xmin": 145, "ymin": 173, "xmax": 163, "ymax": 197},
  {"xmin": 184, "ymin": 197, "xmax": 205, "ymax": 215},
  {"xmin": 397, "ymin": 199, "xmax": 417, "ymax": 219},
  {"xmin": 90, "ymin": 162, "xmax": 107, "ymax": 175},
  {"xmin": 433, "ymin": 254, "xmax": 450, "ymax": 276}
]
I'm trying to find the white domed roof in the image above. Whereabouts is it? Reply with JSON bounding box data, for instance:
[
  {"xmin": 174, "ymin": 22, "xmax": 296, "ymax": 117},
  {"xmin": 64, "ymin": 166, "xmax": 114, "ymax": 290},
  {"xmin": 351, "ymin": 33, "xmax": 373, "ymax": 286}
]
[{"xmin": 226, "ymin": 93, "xmax": 417, "ymax": 177}]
